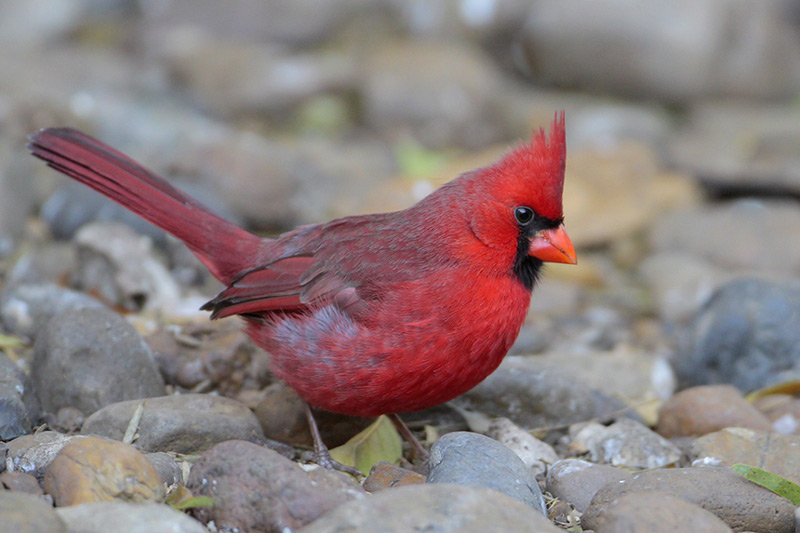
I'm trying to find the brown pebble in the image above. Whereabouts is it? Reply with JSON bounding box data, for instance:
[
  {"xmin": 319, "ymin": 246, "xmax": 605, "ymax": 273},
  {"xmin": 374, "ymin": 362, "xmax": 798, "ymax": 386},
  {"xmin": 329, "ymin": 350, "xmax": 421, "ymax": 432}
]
[
  {"xmin": 364, "ymin": 462, "xmax": 426, "ymax": 492},
  {"xmin": 0, "ymin": 472, "xmax": 43, "ymax": 495}
]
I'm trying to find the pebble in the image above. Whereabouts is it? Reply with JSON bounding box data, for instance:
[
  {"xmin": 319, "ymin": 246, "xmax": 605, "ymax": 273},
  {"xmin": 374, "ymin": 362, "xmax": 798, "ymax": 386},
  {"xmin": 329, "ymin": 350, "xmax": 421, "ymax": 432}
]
[
  {"xmin": 299, "ymin": 483, "xmax": 562, "ymax": 533},
  {"xmin": 31, "ymin": 307, "xmax": 165, "ymax": 416},
  {"xmin": 583, "ymin": 466, "xmax": 795, "ymax": 533},
  {"xmin": 0, "ymin": 490, "xmax": 67, "ymax": 533},
  {"xmin": 0, "ymin": 283, "xmax": 104, "ymax": 341},
  {"xmin": 44, "ymin": 436, "xmax": 165, "ymax": 506},
  {"xmin": 144, "ymin": 452, "xmax": 183, "ymax": 487},
  {"xmin": 363, "ymin": 462, "xmax": 426, "ymax": 492},
  {"xmin": 426, "ymin": 431, "xmax": 547, "ymax": 515},
  {"xmin": 546, "ymin": 459, "xmax": 632, "ymax": 513},
  {"xmin": 587, "ymin": 491, "xmax": 733, "ymax": 533},
  {"xmin": 657, "ymin": 385, "xmax": 772, "ymax": 438},
  {"xmin": 485, "ymin": 417, "xmax": 558, "ymax": 477},
  {"xmin": 0, "ymin": 353, "xmax": 39, "ymax": 440},
  {"xmin": 5, "ymin": 431, "xmax": 81, "ymax": 480},
  {"xmin": 81, "ymin": 393, "xmax": 265, "ymax": 454},
  {"xmin": 72, "ymin": 221, "xmax": 181, "ymax": 312},
  {"xmin": 186, "ymin": 439, "xmax": 364, "ymax": 532},
  {"xmin": 4, "ymin": 243, "xmax": 76, "ymax": 289},
  {"xmin": 753, "ymin": 394, "xmax": 800, "ymax": 435},
  {"xmin": 570, "ymin": 418, "xmax": 681, "ymax": 469},
  {"xmin": 672, "ymin": 278, "xmax": 800, "ymax": 391},
  {"xmin": 454, "ymin": 356, "xmax": 631, "ymax": 435},
  {"xmin": 691, "ymin": 427, "xmax": 800, "ymax": 485},
  {"xmin": 56, "ymin": 502, "xmax": 207, "ymax": 533},
  {"xmin": 0, "ymin": 471, "xmax": 44, "ymax": 495}
]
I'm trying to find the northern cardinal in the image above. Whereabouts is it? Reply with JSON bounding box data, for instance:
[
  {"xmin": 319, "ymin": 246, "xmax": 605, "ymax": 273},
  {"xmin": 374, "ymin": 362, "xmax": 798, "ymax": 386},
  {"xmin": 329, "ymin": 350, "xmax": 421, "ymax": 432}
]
[{"xmin": 28, "ymin": 112, "xmax": 575, "ymax": 466}]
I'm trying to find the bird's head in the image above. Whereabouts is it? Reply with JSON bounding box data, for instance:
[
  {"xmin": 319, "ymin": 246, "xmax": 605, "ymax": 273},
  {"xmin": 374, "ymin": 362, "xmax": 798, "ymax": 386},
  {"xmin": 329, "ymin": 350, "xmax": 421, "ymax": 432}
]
[{"xmin": 453, "ymin": 111, "xmax": 576, "ymax": 288}]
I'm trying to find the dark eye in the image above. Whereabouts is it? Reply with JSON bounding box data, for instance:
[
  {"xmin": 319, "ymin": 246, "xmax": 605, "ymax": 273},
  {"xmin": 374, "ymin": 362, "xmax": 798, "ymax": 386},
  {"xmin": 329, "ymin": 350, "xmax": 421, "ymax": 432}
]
[{"xmin": 514, "ymin": 206, "xmax": 535, "ymax": 225}]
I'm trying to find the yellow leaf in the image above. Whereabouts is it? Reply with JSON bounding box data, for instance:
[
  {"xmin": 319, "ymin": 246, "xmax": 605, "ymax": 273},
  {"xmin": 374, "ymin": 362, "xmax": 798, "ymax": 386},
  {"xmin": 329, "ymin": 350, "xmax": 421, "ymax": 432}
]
[
  {"xmin": 745, "ymin": 380, "xmax": 800, "ymax": 403},
  {"xmin": 329, "ymin": 415, "xmax": 403, "ymax": 475}
]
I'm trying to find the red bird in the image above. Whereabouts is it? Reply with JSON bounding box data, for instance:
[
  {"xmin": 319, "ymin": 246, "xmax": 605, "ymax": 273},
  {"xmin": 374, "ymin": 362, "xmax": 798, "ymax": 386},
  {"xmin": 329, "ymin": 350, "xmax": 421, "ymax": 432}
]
[{"xmin": 28, "ymin": 112, "xmax": 575, "ymax": 464}]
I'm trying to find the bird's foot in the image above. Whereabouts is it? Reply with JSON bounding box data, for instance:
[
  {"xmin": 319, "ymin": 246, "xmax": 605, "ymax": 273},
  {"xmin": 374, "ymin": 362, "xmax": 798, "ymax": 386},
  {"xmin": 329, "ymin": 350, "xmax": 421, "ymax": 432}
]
[{"xmin": 302, "ymin": 448, "xmax": 364, "ymax": 478}]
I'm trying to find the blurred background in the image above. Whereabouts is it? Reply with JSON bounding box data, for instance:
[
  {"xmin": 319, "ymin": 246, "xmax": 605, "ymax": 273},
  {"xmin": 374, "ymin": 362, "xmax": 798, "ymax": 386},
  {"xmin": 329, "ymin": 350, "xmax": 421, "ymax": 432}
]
[{"xmin": 2, "ymin": 0, "xmax": 800, "ymax": 407}]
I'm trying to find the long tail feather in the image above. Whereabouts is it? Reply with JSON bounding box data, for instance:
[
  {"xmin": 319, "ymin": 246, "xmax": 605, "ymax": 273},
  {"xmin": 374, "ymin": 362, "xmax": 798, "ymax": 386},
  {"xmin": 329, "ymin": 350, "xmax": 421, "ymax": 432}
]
[{"xmin": 28, "ymin": 128, "xmax": 261, "ymax": 283}]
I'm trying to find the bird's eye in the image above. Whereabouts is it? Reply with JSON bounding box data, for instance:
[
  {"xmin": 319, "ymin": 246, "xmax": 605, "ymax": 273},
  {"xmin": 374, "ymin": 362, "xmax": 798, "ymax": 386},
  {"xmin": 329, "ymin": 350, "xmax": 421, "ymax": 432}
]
[{"xmin": 514, "ymin": 206, "xmax": 535, "ymax": 225}]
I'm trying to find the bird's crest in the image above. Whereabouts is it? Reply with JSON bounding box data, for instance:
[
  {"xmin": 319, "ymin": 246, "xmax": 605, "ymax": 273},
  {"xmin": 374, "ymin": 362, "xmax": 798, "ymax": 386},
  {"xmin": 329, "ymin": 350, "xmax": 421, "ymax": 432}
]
[{"xmin": 490, "ymin": 111, "xmax": 566, "ymax": 220}]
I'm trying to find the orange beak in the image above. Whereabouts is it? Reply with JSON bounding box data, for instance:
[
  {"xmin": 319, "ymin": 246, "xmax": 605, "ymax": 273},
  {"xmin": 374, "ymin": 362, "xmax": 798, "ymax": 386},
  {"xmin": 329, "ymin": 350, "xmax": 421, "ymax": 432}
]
[{"xmin": 529, "ymin": 225, "xmax": 577, "ymax": 265}]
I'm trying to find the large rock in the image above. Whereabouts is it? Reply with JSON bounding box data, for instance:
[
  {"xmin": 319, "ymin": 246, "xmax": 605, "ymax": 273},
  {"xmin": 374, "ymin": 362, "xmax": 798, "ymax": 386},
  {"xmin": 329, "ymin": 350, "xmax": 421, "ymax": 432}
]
[
  {"xmin": 0, "ymin": 353, "xmax": 39, "ymax": 440},
  {"xmin": 56, "ymin": 502, "xmax": 206, "ymax": 533},
  {"xmin": 186, "ymin": 440, "xmax": 364, "ymax": 532},
  {"xmin": 0, "ymin": 491, "xmax": 67, "ymax": 533},
  {"xmin": 672, "ymin": 279, "xmax": 800, "ymax": 391},
  {"xmin": 299, "ymin": 484, "xmax": 561, "ymax": 533},
  {"xmin": 81, "ymin": 394, "xmax": 265, "ymax": 454},
  {"xmin": 31, "ymin": 308, "xmax": 165, "ymax": 416},
  {"xmin": 546, "ymin": 459, "xmax": 632, "ymax": 513}
]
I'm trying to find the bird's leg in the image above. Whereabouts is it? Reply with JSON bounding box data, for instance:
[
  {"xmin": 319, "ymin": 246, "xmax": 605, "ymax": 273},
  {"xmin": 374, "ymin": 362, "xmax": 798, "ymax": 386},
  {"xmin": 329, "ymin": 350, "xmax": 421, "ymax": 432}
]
[
  {"xmin": 388, "ymin": 413, "xmax": 430, "ymax": 463},
  {"xmin": 304, "ymin": 403, "xmax": 363, "ymax": 477}
]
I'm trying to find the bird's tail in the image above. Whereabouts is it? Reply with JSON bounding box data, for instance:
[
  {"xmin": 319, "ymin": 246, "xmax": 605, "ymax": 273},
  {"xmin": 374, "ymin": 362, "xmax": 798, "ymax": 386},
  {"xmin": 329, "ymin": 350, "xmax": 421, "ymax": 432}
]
[{"xmin": 28, "ymin": 128, "xmax": 262, "ymax": 284}]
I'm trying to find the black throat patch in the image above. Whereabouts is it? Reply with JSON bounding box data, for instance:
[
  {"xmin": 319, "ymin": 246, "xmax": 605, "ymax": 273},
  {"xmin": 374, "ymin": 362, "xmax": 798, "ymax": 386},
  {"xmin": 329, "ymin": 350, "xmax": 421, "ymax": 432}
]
[{"xmin": 513, "ymin": 216, "xmax": 561, "ymax": 292}]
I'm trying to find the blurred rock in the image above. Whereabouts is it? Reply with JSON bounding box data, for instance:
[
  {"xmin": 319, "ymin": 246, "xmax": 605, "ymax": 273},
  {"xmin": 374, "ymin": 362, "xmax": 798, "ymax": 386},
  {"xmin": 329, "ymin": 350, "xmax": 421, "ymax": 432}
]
[
  {"xmin": 753, "ymin": 394, "xmax": 800, "ymax": 435},
  {"xmin": 0, "ymin": 0, "xmax": 90, "ymax": 47},
  {"xmin": 485, "ymin": 417, "xmax": 558, "ymax": 478},
  {"xmin": 72, "ymin": 222, "xmax": 180, "ymax": 312},
  {"xmin": 546, "ymin": 459, "xmax": 632, "ymax": 513},
  {"xmin": 5, "ymin": 244, "xmax": 76, "ymax": 289},
  {"xmin": 583, "ymin": 467, "xmax": 795, "ymax": 533},
  {"xmin": 144, "ymin": 452, "xmax": 182, "ymax": 487},
  {"xmin": 672, "ymin": 279, "xmax": 800, "ymax": 391},
  {"xmin": 454, "ymin": 356, "xmax": 633, "ymax": 435},
  {"xmin": 570, "ymin": 419, "xmax": 681, "ymax": 469},
  {"xmin": 427, "ymin": 431, "xmax": 547, "ymax": 515},
  {"xmin": 0, "ymin": 472, "xmax": 43, "ymax": 495},
  {"xmin": 0, "ymin": 491, "xmax": 67, "ymax": 533},
  {"xmin": 567, "ymin": 103, "xmax": 673, "ymax": 153},
  {"xmin": 31, "ymin": 307, "xmax": 165, "ymax": 416},
  {"xmin": 692, "ymin": 427, "xmax": 800, "ymax": 485},
  {"xmin": 0, "ymin": 283, "xmax": 104, "ymax": 341},
  {"xmin": 4, "ymin": 431, "xmax": 81, "ymax": 480},
  {"xmin": 254, "ymin": 382, "xmax": 373, "ymax": 448},
  {"xmin": 0, "ymin": 353, "xmax": 39, "ymax": 440},
  {"xmin": 651, "ymin": 201, "xmax": 800, "ymax": 276},
  {"xmin": 587, "ymin": 491, "xmax": 733, "ymax": 533},
  {"xmin": 81, "ymin": 394, "xmax": 264, "ymax": 454},
  {"xmin": 51, "ymin": 406, "xmax": 84, "ymax": 433},
  {"xmin": 0, "ymin": 145, "xmax": 37, "ymax": 258},
  {"xmin": 670, "ymin": 102, "xmax": 800, "ymax": 196},
  {"xmin": 657, "ymin": 385, "xmax": 772, "ymax": 438},
  {"xmin": 363, "ymin": 462, "xmax": 425, "ymax": 492},
  {"xmin": 299, "ymin": 483, "xmax": 561, "ymax": 533},
  {"xmin": 56, "ymin": 502, "xmax": 207, "ymax": 533},
  {"xmin": 521, "ymin": 0, "xmax": 800, "ymax": 102},
  {"xmin": 44, "ymin": 436, "xmax": 164, "ymax": 506},
  {"xmin": 158, "ymin": 36, "xmax": 357, "ymax": 117},
  {"xmin": 562, "ymin": 142, "xmax": 700, "ymax": 248},
  {"xmin": 186, "ymin": 440, "xmax": 364, "ymax": 532},
  {"xmin": 363, "ymin": 41, "xmax": 506, "ymax": 148}
]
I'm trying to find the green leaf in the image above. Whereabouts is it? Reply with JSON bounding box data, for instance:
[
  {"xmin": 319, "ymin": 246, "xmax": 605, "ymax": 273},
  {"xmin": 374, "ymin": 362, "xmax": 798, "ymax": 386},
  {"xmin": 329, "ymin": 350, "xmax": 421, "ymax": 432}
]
[
  {"xmin": 0, "ymin": 333, "xmax": 25, "ymax": 351},
  {"xmin": 395, "ymin": 139, "xmax": 449, "ymax": 180},
  {"xmin": 732, "ymin": 464, "xmax": 800, "ymax": 505},
  {"xmin": 329, "ymin": 415, "xmax": 403, "ymax": 475},
  {"xmin": 172, "ymin": 496, "xmax": 214, "ymax": 510}
]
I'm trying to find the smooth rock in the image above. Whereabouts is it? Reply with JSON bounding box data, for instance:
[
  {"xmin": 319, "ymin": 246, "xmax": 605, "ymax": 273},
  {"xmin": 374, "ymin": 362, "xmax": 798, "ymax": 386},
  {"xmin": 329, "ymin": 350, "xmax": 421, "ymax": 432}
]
[
  {"xmin": 31, "ymin": 307, "xmax": 165, "ymax": 416},
  {"xmin": 44, "ymin": 436, "xmax": 165, "ymax": 506},
  {"xmin": 570, "ymin": 419, "xmax": 681, "ymax": 469},
  {"xmin": 0, "ymin": 283, "xmax": 104, "ymax": 341},
  {"xmin": 546, "ymin": 459, "xmax": 632, "ymax": 513},
  {"xmin": 363, "ymin": 462, "xmax": 426, "ymax": 493},
  {"xmin": 753, "ymin": 394, "xmax": 800, "ymax": 435},
  {"xmin": 0, "ymin": 491, "xmax": 67, "ymax": 533},
  {"xmin": 454, "ymin": 356, "xmax": 632, "ymax": 434},
  {"xmin": 427, "ymin": 431, "xmax": 546, "ymax": 515},
  {"xmin": 0, "ymin": 144, "xmax": 37, "ymax": 257},
  {"xmin": 186, "ymin": 440, "xmax": 364, "ymax": 532},
  {"xmin": 0, "ymin": 353, "xmax": 39, "ymax": 440},
  {"xmin": 4, "ymin": 243, "xmax": 76, "ymax": 289},
  {"xmin": 299, "ymin": 483, "xmax": 562, "ymax": 533},
  {"xmin": 5, "ymin": 431, "xmax": 82, "ymax": 480},
  {"xmin": 72, "ymin": 221, "xmax": 181, "ymax": 312},
  {"xmin": 672, "ymin": 279, "xmax": 800, "ymax": 391},
  {"xmin": 692, "ymin": 428, "xmax": 800, "ymax": 485},
  {"xmin": 588, "ymin": 491, "xmax": 733, "ymax": 533},
  {"xmin": 583, "ymin": 467, "xmax": 795, "ymax": 533},
  {"xmin": 144, "ymin": 452, "xmax": 183, "ymax": 487},
  {"xmin": 56, "ymin": 502, "xmax": 207, "ymax": 533},
  {"xmin": 81, "ymin": 394, "xmax": 264, "ymax": 454},
  {"xmin": 658, "ymin": 385, "xmax": 773, "ymax": 438},
  {"xmin": 485, "ymin": 417, "xmax": 558, "ymax": 477}
]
